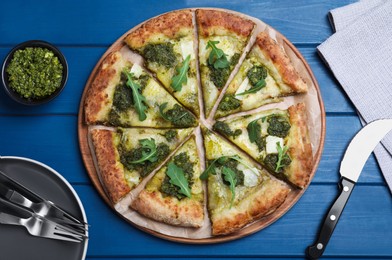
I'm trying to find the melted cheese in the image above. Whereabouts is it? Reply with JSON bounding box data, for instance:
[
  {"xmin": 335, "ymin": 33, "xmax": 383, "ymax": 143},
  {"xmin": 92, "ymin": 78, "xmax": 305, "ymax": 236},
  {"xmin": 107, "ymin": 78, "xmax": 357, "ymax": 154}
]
[
  {"xmin": 266, "ymin": 136, "xmax": 284, "ymax": 154},
  {"xmin": 130, "ymin": 63, "xmax": 143, "ymax": 78}
]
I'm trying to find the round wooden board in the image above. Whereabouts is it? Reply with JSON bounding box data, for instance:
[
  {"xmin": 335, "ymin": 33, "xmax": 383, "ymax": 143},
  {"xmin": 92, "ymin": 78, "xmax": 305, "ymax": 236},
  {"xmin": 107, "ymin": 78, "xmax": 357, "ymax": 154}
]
[{"xmin": 78, "ymin": 8, "xmax": 326, "ymax": 244}]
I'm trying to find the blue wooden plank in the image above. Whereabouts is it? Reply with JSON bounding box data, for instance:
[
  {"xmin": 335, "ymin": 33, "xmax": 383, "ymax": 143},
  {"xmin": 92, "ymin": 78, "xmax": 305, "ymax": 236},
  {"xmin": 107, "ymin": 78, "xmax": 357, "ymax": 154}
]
[
  {"xmin": 0, "ymin": 0, "xmax": 354, "ymax": 46},
  {"xmin": 75, "ymin": 184, "xmax": 392, "ymax": 258},
  {"xmin": 0, "ymin": 115, "xmax": 89, "ymax": 183},
  {"xmin": 0, "ymin": 115, "xmax": 385, "ymax": 185},
  {"xmin": 0, "ymin": 46, "xmax": 355, "ymax": 115}
]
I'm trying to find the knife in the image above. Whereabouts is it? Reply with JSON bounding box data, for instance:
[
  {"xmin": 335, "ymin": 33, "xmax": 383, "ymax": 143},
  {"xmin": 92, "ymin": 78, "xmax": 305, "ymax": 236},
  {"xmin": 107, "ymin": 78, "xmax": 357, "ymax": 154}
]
[
  {"xmin": 306, "ymin": 119, "xmax": 392, "ymax": 259},
  {"xmin": 0, "ymin": 170, "xmax": 88, "ymax": 229}
]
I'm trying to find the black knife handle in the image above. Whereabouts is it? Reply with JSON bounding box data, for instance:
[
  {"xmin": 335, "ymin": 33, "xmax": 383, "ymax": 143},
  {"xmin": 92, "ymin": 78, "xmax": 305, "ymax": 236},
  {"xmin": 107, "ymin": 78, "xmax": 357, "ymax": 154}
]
[
  {"xmin": 306, "ymin": 177, "xmax": 355, "ymax": 259},
  {"xmin": 0, "ymin": 170, "xmax": 42, "ymax": 203}
]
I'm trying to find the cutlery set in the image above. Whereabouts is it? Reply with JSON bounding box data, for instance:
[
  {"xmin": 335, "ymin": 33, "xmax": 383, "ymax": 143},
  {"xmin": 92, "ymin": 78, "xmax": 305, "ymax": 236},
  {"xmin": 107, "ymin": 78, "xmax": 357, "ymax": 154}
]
[{"xmin": 0, "ymin": 170, "xmax": 88, "ymax": 243}]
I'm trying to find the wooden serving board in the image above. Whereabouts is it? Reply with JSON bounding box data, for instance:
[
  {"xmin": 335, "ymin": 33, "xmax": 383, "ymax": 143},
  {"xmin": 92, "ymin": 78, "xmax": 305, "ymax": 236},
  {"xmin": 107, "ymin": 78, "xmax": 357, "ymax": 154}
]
[{"xmin": 78, "ymin": 8, "xmax": 326, "ymax": 244}]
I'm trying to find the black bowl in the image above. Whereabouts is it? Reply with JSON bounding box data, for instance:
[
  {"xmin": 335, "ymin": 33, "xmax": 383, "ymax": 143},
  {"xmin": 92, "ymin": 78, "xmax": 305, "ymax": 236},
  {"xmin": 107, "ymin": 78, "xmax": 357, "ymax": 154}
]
[{"xmin": 1, "ymin": 40, "xmax": 68, "ymax": 105}]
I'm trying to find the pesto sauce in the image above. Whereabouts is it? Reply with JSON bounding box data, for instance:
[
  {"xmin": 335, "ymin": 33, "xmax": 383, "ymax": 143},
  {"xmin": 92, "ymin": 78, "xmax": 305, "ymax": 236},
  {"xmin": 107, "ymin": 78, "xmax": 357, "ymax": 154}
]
[
  {"xmin": 267, "ymin": 114, "xmax": 291, "ymax": 138},
  {"xmin": 213, "ymin": 121, "xmax": 242, "ymax": 139},
  {"xmin": 247, "ymin": 65, "xmax": 267, "ymax": 86},
  {"xmin": 263, "ymin": 153, "xmax": 291, "ymax": 174},
  {"xmin": 163, "ymin": 130, "xmax": 177, "ymax": 142},
  {"xmin": 208, "ymin": 157, "xmax": 244, "ymax": 187},
  {"xmin": 6, "ymin": 47, "xmax": 63, "ymax": 99},
  {"xmin": 160, "ymin": 152, "xmax": 194, "ymax": 200},
  {"xmin": 113, "ymin": 84, "xmax": 133, "ymax": 112},
  {"xmin": 218, "ymin": 94, "xmax": 241, "ymax": 112},
  {"xmin": 208, "ymin": 53, "xmax": 241, "ymax": 89},
  {"xmin": 143, "ymin": 43, "xmax": 177, "ymax": 68},
  {"xmin": 163, "ymin": 104, "xmax": 196, "ymax": 127},
  {"xmin": 119, "ymin": 142, "xmax": 170, "ymax": 177}
]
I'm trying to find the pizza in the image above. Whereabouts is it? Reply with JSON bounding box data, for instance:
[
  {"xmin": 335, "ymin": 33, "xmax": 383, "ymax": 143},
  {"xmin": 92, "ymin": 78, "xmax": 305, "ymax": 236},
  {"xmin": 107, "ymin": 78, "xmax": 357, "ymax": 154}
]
[
  {"xmin": 213, "ymin": 103, "xmax": 312, "ymax": 188},
  {"xmin": 196, "ymin": 9, "xmax": 255, "ymax": 117},
  {"xmin": 84, "ymin": 51, "xmax": 197, "ymax": 128},
  {"xmin": 215, "ymin": 32, "xmax": 308, "ymax": 118},
  {"xmin": 89, "ymin": 127, "xmax": 193, "ymax": 203},
  {"xmin": 124, "ymin": 10, "xmax": 200, "ymax": 116},
  {"xmin": 202, "ymin": 128, "xmax": 291, "ymax": 235},
  {"xmin": 131, "ymin": 135, "xmax": 204, "ymax": 228},
  {"xmin": 83, "ymin": 9, "xmax": 316, "ymax": 238}
]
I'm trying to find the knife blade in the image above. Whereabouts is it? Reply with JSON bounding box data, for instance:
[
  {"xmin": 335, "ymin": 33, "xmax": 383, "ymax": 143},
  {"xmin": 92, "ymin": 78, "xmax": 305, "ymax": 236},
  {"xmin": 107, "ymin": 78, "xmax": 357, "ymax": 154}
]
[{"xmin": 306, "ymin": 119, "xmax": 392, "ymax": 259}]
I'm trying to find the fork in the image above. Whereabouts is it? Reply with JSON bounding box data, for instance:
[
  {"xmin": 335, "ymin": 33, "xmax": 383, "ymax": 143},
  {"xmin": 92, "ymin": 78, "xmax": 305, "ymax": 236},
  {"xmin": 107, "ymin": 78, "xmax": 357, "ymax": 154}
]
[
  {"xmin": 0, "ymin": 182, "xmax": 88, "ymax": 233},
  {"xmin": 0, "ymin": 197, "xmax": 84, "ymax": 243}
]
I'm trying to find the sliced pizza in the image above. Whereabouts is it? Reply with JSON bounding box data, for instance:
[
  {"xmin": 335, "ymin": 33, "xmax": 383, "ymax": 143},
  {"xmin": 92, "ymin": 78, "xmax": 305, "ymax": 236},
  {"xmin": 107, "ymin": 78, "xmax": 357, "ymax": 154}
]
[
  {"xmin": 212, "ymin": 103, "xmax": 312, "ymax": 188},
  {"xmin": 131, "ymin": 135, "xmax": 204, "ymax": 228},
  {"xmin": 215, "ymin": 31, "xmax": 308, "ymax": 118},
  {"xmin": 84, "ymin": 51, "xmax": 197, "ymax": 128},
  {"xmin": 124, "ymin": 10, "xmax": 200, "ymax": 116},
  {"xmin": 90, "ymin": 127, "xmax": 193, "ymax": 203},
  {"xmin": 202, "ymin": 128, "xmax": 290, "ymax": 236},
  {"xmin": 196, "ymin": 9, "xmax": 255, "ymax": 118}
]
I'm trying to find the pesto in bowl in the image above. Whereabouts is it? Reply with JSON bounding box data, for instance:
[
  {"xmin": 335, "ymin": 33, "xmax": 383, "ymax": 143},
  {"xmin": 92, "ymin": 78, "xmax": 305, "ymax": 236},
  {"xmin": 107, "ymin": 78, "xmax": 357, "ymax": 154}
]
[{"xmin": 2, "ymin": 40, "xmax": 68, "ymax": 105}]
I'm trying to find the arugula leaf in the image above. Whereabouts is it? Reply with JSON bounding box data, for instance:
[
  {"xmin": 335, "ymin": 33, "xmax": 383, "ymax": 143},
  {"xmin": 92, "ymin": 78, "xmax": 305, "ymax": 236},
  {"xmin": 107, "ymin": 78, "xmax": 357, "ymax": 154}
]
[
  {"xmin": 123, "ymin": 70, "xmax": 148, "ymax": 121},
  {"xmin": 221, "ymin": 166, "xmax": 237, "ymax": 208},
  {"xmin": 200, "ymin": 155, "xmax": 257, "ymax": 180},
  {"xmin": 166, "ymin": 162, "xmax": 192, "ymax": 198},
  {"xmin": 171, "ymin": 55, "xmax": 191, "ymax": 92},
  {"xmin": 206, "ymin": 40, "xmax": 230, "ymax": 69},
  {"xmin": 130, "ymin": 138, "xmax": 158, "ymax": 164},
  {"xmin": 236, "ymin": 78, "xmax": 266, "ymax": 96},
  {"xmin": 275, "ymin": 142, "xmax": 289, "ymax": 172},
  {"xmin": 247, "ymin": 119, "xmax": 261, "ymax": 144}
]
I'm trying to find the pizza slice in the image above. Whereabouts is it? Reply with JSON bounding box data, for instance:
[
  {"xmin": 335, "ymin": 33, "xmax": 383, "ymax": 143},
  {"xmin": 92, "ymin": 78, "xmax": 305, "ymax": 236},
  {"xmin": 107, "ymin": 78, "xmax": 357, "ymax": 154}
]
[
  {"xmin": 131, "ymin": 135, "xmax": 204, "ymax": 228},
  {"xmin": 196, "ymin": 9, "xmax": 255, "ymax": 118},
  {"xmin": 202, "ymin": 128, "xmax": 290, "ymax": 236},
  {"xmin": 212, "ymin": 103, "xmax": 312, "ymax": 188},
  {"xmin": 84, "ymin": 51, "xmax": 197, "ymax": 128},
  {"xmin": 215, "ymin": 32, "xmax": 308, "ymax": 118},
  {"xmin": 124, "ymin": 10, "xmax": 200, "ymax": 116},
  {"xmin": 90, "ymin": 127, "xmax": 193, "ymax": 203}
]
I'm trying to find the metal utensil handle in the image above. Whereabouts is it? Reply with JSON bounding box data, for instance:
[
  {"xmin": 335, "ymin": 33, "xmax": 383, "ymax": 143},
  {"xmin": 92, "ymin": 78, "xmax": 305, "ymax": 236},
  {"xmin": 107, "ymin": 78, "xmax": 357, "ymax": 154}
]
[
  {"xmin": 306, "ymin": 177, "xmax": 355, "ymax": 259},
  {"xmin": 0, "ymin": 212, "xmax": 23, "ymax": 226}
]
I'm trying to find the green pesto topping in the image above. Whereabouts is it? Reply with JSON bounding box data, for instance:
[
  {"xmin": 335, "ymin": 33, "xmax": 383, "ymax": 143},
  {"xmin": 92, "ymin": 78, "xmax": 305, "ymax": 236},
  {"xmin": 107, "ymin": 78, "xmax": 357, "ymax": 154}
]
[
  {"xmin": 213, "ymin": 121, "xmax": 242, "ymax": 139},
  {"xmin": 263, "ymin": 152, "xmax": 291, "ymax": 175},
  {"xmin": 119, "ymin": 141, "xmax": 170, "ymax": 178},
  {"xmin": 143, "ymin": 43, "xmax": 177, "ymax": 68},
  {"xmin": 267, "ymin": 114, "xmax": 291, "ymax": 138},
  {"xmin": 218, "ymin": 94, "xmax": 241, "ymax": 112},
  {"xmin": 247, "ymin": 118, "xmax": 267, "ymax": 152},
  {"xmin": 163, "ymin": 130, "xmax": 177, "ymax": 142},
  {"xmin": 208, "ymin": 53, "xmax": 241, "ymax": 89},
  {"xmin": 247, "ymin": 65, "xmax": 267, "ymax": 86},
  {"xmin": 160, "ymin": 152, "xmax": 194, "ymax": 200},
  {"xmin": 159, "ymin": 103, "xmax": 196, "ymax": 127},
  {"xmin": 112, "ymin": 84, "xmax": 133, "ymax": 112},
  {"xmin": 6, "ymin": 47, "xmax": 63, "ymax": 99}
]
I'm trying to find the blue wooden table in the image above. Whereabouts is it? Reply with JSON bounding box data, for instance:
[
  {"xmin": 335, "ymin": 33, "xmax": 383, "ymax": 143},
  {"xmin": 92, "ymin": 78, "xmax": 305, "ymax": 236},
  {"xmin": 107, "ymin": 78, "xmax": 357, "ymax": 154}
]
[{"xmin": 1, "ymin": 0, "xmax": 391, "ymax": 259}]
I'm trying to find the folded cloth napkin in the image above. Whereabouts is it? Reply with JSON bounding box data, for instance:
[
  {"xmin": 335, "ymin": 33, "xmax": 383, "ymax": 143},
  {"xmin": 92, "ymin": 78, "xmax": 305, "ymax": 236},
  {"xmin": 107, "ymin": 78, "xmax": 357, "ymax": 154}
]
[{"xmin": 317, "ymin": 0, "xmax": 392, "ymax": 193}]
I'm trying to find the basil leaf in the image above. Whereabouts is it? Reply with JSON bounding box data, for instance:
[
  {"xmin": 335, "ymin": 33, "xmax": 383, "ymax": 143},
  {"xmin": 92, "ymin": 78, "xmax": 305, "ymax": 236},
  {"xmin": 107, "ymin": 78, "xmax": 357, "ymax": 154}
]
[
  {"xmin": 123, "ymin": 70, "xmax": 148, "ymax": 121},
  {"xmin": 236, "ymin": 78, "xmax": 266, "ymax": 96},
  {"xmin": 206, "ymin": 40, "xmax": 230, "ymax": 69},
  {"xmin": 222, "ymin": 166, "xmax": 237, "ymax": 208},
  {"xmin": 166, "ymin": 162, "xmax": 192, "ymax": 198},
  {"xmin": 171, "ymin": 55, "xmax": 191, "ymax": 92},
  {"xmin": 130, "ymin": 138, "xmax": 158, "ymax": 164},
  {"xmin": 275, "ymin": 142, "xmax": 289, "ymax": 172}
]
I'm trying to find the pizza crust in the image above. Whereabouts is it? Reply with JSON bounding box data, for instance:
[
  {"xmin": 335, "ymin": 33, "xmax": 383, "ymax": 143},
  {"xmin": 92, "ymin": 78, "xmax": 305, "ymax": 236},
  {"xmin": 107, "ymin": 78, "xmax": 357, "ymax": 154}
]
[
  {"xmin": 286, "ymin": 103, "xmax": 313, "ymax": 188},
  {"xmin": 124, "ymin": 9, "xmax": 193, "ymax": 49},
  {"xmin": 84, "ymin": 51, "xmax": 130, "ymax": 125},
  {"xmin": 90, "ymin": 128, "xmax": 130, "ymax": 203},
  {"xmin": 211, "ymin": 179, "xmax": 290, "ymax": 236},
  {"xmin": 255, "ymin": 32, "xmax": 307, "ymax": 93},
  {"xmin": 196, "ymin": 9, "xmax": 255, "ymax": 38},
  {"xmin": 132, "ymin": 190, "xmax": 204, "ymax": 228}
]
